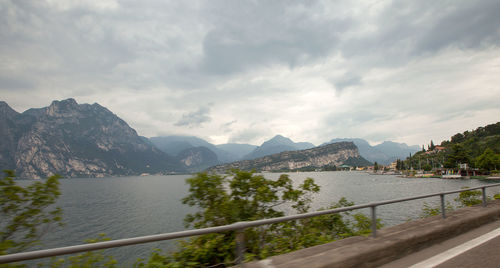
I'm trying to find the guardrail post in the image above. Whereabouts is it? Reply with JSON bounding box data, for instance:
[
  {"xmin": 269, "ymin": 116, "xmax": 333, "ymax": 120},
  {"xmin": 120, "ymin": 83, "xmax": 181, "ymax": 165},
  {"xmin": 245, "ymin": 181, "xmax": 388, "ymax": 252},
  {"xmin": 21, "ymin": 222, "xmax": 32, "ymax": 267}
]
[
  {"xmin": 482, "ymin": 187, "xmax": 487, "ymax": 207},
  {"xmin": 440, "ymin": 194, "xmax": 446, "ymax": 219},
  {"xmin": 370, "ymin": 205, "xmax": 377, "ymax": 238},
  {"xmin": 235, "ymin": 228, "xmax": 246, "ymax": 266}
]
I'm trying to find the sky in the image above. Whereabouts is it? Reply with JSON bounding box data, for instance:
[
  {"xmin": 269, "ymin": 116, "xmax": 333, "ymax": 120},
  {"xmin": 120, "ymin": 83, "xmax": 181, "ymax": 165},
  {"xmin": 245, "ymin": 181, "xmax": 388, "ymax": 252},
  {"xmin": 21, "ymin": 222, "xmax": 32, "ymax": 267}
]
[{"xmin": 1, "ymin": 0, "xmax": 500, "ymax": 147}]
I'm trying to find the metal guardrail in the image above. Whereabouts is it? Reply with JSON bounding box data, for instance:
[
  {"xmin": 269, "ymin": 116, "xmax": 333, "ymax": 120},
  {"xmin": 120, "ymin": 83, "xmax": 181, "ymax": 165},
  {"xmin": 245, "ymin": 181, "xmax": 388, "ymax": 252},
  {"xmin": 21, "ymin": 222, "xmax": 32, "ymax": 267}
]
[{"xmin": 1, "ymin": 182, "xmax": 500, "ymax": 265}]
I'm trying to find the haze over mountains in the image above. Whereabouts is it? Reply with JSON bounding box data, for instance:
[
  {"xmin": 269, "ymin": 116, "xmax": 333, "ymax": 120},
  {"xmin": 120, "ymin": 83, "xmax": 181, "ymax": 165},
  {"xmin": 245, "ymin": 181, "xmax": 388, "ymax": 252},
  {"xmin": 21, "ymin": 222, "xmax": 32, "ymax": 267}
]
[
  {"xmin": 325, "ymin": 139, "xmax": 420, "ymax": 165},
  {"xmin": 0, "ymin": 99, "xmax": 419, "ymax": 178}
]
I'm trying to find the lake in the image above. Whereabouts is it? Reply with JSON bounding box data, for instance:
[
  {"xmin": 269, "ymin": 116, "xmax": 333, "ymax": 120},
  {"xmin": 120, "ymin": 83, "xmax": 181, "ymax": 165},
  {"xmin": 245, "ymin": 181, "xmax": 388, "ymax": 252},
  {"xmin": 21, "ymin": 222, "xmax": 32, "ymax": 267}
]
[{"xmin": 18, "ymin": 172, "xmax": 500, "ymax": 266}]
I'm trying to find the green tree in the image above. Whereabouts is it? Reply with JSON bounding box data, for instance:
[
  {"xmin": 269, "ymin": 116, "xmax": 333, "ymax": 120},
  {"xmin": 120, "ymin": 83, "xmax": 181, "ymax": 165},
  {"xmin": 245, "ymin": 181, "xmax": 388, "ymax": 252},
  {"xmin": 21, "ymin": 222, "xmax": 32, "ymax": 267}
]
[
  {"xmin": 422, "ymin": 164, "xmax": 432, "ymax": 172},
  {"xmin": 137, "ymin": 170, "xmax": 380, "ymax": 267},
  {"xmin": 374, "ymin": 162, "xmax": 379, "ymax": 171},
  {"xmin": 0, "ymin": 170, "xmax": 63, "ymax": 256},
  {"xmin": 455, "ymin": 187, "xmax": 482, "ymax": 207},
  {"xmin": 475, "ymin": 148, "xmax": 500, "ymax": 171},
  {"xmin": 444, "ymin": 144, "xmax": 470, "ymax": 168}
]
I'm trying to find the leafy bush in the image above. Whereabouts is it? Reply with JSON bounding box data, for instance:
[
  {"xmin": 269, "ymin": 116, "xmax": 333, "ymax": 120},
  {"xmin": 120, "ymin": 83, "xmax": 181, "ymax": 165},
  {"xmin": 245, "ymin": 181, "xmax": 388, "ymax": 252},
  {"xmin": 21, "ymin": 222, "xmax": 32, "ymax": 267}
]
[
  {"xmin": 136, "ymin": 170, "xmax": 381, "ymax": 267},
  {"xmin": 0, "ymin": 170, "xmax": 62, "ymax": 256}
]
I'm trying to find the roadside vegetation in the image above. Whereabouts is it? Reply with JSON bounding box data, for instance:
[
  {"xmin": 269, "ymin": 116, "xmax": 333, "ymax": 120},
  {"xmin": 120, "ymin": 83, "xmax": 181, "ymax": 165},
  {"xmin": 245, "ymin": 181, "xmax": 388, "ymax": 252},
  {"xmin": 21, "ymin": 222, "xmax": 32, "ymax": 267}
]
[
  {"xmin": 4, "ymin": 167, "xmax": 498, "ymax": 267},
  {"xmin": 394, "ymin": 122, "xmax": 500, "ymax": 176},
  {"xmin": 1, "ymin": 170, "xmax": 381, "ymax": 268},
  {"xmin": 420, "ymin": 187, "xmax": 493, "ymax": 218}
]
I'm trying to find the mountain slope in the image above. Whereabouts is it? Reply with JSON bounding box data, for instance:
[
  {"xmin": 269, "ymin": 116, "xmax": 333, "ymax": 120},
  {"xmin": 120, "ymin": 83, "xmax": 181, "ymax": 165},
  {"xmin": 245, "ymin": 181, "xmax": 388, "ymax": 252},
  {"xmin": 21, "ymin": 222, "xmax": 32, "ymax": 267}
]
[
  {"xmin": 209, "ymin": 142, "xmax": 369, "ymax": 173},
  {"xmin": 326, "ymin": 138, "xmax": 418, "ymax": 165},
  {"xmin": 0, "ymin": 99, "xmax": 183, "ymax": 178},
  {"xmin": 177, "ymin": 146, "xmax": 219, "ymax": 172},
  {"xmin": 150, "ymin": 135, "xmax": 238, "ymax": 163},
  {"xmin": 373, "ymin": 141, "xmax": 420, "ymax": 163},
  {"xmin": 215, "ymin": 143, "xmax": 257, "ymax": 159},
  {"xmin": 243, "ymin": 135, "xmax": 315, "ymax": 160},
  {"xmin": 441, "ymin": 121, "xmax": 500, "ymax": 157}
]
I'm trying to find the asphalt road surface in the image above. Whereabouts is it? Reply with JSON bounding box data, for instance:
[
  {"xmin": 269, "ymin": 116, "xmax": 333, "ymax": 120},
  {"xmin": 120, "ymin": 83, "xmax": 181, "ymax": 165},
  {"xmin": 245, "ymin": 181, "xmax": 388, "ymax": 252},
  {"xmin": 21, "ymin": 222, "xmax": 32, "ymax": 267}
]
[{"xmin": 380, "ymin": 219, "xmax": 500, "ymax": 268}]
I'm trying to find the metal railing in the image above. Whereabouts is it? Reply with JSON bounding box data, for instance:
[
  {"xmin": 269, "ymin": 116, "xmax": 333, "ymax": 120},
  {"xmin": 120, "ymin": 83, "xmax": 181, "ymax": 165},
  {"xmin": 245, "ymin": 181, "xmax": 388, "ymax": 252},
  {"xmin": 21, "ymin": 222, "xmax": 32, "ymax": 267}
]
[{"xmin": 1, "ymin": 182, "xmax": 500, "ymax": 265}]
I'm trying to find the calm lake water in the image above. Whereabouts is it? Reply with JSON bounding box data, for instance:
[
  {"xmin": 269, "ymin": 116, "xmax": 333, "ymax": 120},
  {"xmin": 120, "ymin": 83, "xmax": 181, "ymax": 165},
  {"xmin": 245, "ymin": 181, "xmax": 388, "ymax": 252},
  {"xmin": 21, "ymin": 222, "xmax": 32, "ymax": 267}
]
[{"xmin": 18, "ymin": 172, "xmax": 500, "ymax": 265}]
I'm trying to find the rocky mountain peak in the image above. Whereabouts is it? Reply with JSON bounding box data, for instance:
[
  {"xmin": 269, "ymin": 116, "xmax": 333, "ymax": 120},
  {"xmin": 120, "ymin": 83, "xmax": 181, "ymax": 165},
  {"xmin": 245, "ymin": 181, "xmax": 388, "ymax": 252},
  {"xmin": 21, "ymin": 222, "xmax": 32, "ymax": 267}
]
[
  {"xmin": 263, "ymin": 134, "xmax": 295, "ymax": 147},
  {"xmin": 47, "ymin": 98, "xmax": 80, "ymax": 117},
  {"xmin": 0, "ymin": 99, "xmax": 183, "ymax": 178},
  {"xmin": 0, "ymin": 101, "xmax": 19, "ymax": 118}
]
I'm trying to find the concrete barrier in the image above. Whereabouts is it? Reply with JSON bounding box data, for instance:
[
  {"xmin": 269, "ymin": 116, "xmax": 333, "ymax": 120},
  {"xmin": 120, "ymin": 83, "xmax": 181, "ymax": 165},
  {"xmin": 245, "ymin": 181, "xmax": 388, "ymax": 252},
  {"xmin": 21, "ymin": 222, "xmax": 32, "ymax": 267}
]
[{"xmin": 244, "ymin": 199, "xmax": 500, "ymax": 268}]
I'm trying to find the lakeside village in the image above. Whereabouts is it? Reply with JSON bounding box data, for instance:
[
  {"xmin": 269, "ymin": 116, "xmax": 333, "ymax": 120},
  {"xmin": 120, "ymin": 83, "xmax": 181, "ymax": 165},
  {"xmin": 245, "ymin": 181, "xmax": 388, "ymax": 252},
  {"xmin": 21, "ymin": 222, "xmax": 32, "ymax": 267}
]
[
  {"xmin": 340, "ymin": 123, "xmax": 500, "ymax": 180},
  {"xmin": 361, "ymin": 144, "xmax": 500, "ymax": 180}
]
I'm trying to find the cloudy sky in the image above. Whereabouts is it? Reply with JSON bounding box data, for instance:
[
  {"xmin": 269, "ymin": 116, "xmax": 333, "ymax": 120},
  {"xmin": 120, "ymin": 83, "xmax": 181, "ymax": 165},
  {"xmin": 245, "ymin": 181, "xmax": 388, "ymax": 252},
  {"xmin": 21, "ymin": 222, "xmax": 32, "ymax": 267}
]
[{"xmin": 1, "ymin": 0, "xmax": 500, "ymax": 147}]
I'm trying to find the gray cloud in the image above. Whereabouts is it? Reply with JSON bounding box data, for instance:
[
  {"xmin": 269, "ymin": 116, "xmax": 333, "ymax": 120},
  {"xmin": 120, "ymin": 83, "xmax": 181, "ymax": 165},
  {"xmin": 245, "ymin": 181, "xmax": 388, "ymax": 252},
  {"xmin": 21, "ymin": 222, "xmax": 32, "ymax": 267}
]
[
  {"xmin": 175, "ymin": 107, "xmax": 212, "ymax": 127},
  {"xmin": 199, "ymin": 0, "xmax": 349, "ymax": 74},
  {"xmin": 229, "ymin": 128, "xmax": 270, "ymax": 144},
  {"xmin": 331, "ymin": 73, "xmax": 362, "ymax": 93},
  {"xmin": 415, "ymin": 0, "xmax": 500, "ymax": 53},
  {"xmin": 0, "ymin": 75, "xmax": 34, "ymax": 90},
  {"xmin": 1, "ymin": 0, "xmax": 500, "ymax": 146}
]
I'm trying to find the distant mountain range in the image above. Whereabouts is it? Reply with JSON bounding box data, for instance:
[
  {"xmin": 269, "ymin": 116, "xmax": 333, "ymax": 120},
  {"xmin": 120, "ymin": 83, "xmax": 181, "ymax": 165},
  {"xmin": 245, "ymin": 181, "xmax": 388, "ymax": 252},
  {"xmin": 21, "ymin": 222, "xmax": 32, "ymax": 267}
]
[
  {"xmin": 0, "ymin": 98, "xmax": 420, "ymax": 178},
  {"xmin": 325, "ymin": 138, "xmax": 420, "ymax": 165},
  {"xmin": 242, "ymin": 135, "xmax": 315, "ymax": 160},
  {"xmin": 209, "ymin": 142, "xmax": 371, "ymax": 173}
]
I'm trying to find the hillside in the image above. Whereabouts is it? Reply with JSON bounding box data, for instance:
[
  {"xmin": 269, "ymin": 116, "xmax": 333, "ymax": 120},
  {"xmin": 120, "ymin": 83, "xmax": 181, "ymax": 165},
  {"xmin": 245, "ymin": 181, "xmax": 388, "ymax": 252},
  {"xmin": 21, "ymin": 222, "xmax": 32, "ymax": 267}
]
[
  {"xmin": 0, "ymin": 99, "xmax": 183, "ymax": 178},
  {"xmin": 405, "ymin": 122, "xmax": 500, "ymax": 170},
  {"xmin": 208, "ymin": 142, "xmax": 370, "ymax": 173},
  {"xmin": 326, "ymin": 138, "xmax": 419, "ymax": 165},
  {"xmin": 441, "ymin": 122, "xmax": 500, "ymax": 157},
  {"xmin": 242, "ymin": 135, "xmax": 315, "ymax": 160}
]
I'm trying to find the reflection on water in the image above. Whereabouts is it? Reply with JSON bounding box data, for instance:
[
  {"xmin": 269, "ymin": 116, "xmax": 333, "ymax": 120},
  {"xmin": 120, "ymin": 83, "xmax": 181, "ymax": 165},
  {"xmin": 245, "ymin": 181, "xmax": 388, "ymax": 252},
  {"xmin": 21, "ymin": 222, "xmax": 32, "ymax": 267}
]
[{"xmin": 21, "ymin": 172, "xmax": 498, "ymax": 265}]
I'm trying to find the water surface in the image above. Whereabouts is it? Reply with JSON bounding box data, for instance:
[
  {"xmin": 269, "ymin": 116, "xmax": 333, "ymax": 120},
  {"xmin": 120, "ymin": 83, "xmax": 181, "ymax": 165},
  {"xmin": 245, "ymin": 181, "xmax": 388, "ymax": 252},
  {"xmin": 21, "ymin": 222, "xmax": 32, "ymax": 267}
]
[{"xmin": 19, "ymin": 172, "xmax": 499, "ymax": 265}]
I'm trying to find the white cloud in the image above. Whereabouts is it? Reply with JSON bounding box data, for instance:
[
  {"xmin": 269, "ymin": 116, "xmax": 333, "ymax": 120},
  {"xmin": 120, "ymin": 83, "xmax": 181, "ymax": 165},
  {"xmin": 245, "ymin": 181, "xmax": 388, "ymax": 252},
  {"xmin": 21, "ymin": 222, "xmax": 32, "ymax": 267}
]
[
  {"xmin": 1, "ymin": 0, "xmax": 500, "ymax": 147},
  {"xmin": 45, "ymin": 0, "xmax": 119, "ymax": 11}
]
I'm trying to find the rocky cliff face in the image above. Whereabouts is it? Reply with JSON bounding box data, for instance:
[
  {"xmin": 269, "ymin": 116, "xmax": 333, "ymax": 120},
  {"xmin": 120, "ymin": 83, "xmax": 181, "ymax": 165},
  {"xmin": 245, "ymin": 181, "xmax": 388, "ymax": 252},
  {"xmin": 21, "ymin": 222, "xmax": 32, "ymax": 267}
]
[
  {"xmin": 177, "ymin": 146, "xmax": 219, "ymax": 172},
  {"xmin": 209, "ymin": 142, "xmax": 369, "ymax": 173},
  {"xmin": 0, "ymin": 99, "xmax": 182, "ymax": 178}
]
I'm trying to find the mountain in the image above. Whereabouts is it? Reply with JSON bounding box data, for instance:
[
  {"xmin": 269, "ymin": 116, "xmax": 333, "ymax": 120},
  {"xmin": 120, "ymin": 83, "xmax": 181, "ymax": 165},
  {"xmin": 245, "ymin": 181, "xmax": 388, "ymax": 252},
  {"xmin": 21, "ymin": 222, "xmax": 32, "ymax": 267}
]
[
  {"xmin": 149, "ymin": 135, "xmax": 257, "ymax": 166},
  {"xmin": 441, "ymin": 121, "xmax": 500, "ymax": 158},
  {"xmin": 215, "ymin": 143, "xmax": 257, "ymax": 159},
  {"xmin": 325, "ymin": 138, "xmax": 419, "ymax": 165},
  {"xmin": 0, "ymin": 99, "xmax": 183, "ymax": 178},
  {"xmin": 243, "ymin": 135, "xmax": 315, "ymax": 160},
  {"xmin": 373, "ymin": 141, "xmax": 420, "ymax": 163},
  {"xmin": 0, "ymin": 101, "xmax": 21, "ymax": 170},
  {"xmin": 209, "ymin": 142, "xmax": 370, "ymax": 173},
  {"xmin": 177, "ymin": 146, "xmax": 219, "ymax": 172}
]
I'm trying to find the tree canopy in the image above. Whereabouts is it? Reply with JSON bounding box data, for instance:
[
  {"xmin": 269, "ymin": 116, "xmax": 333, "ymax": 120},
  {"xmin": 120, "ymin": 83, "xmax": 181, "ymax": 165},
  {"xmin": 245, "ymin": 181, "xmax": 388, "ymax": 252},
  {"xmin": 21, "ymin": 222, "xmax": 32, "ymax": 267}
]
[
  {"xmin": 0, "ymin": 170, "xmax": 62, "ymax": 255},
  {"xmin": 137, "ymin": 170, "xmax": 380, "ymax": 267}
]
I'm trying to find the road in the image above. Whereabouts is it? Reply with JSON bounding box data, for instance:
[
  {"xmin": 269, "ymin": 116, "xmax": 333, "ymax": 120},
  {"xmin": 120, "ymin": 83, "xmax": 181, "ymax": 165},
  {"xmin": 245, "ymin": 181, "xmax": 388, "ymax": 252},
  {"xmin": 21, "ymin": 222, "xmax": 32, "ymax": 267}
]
[{"xmin": 380, "ymin": 219, "xmax": 500, "ymax": 268}]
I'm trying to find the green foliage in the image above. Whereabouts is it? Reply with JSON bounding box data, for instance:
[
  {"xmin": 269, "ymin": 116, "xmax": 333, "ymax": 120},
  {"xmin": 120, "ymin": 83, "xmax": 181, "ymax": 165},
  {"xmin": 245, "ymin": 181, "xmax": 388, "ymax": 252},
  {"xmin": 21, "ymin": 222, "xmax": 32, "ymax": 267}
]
[
  {"xmin": 374, "ymin": 162, "xmax": 379, "ymax": 171},
  {"xmin": 0, "ymin": 170, "xmax": 63, "ymax": 256},
  {"xmin": 475, "ymin": 148, "xmax": 500, "ymax": 171},
  {"xmin": 444, "ymin": 144, "xmax": 470, "ymax": 168},
  {"xmin": 422, "ymin": 164, "xmax": 432, "ymax": 171},
  {"xmin": 137, "ymin": 170, "xmax": 381, "ymax": 267},
  {"xmin": 455, "ymin": 187, "xmax": 483, "ymax": 207},
  {"xmin": 402, "ymin": 122, "xmax": 500, "ymax": 171},
  {"xmin": 420, "ymin": 202, "xmax": 454, "ymax": 218}
]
